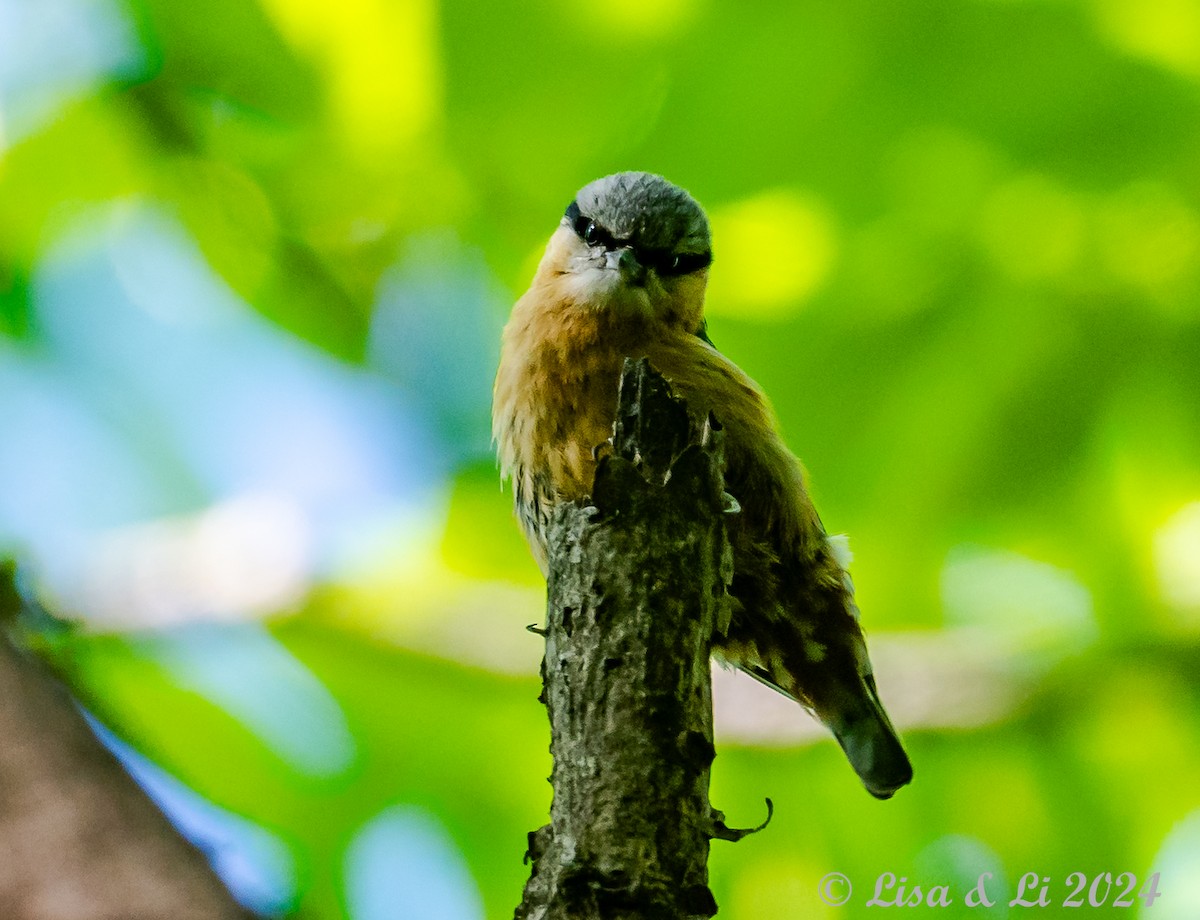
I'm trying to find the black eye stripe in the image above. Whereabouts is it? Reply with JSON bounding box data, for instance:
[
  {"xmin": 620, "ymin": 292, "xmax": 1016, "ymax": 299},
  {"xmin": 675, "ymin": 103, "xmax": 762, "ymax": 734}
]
[
  {"xmin": 655, "ymin": 250, "xmax": 712, "ymax": 276},
  {"xmin": 563, "ymin": 201, "xmax": 711, "ymax": 276}
]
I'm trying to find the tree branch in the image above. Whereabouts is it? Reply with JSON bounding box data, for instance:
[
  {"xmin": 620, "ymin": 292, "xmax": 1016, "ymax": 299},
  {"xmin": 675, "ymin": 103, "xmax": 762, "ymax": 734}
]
[
  {"xmin": 517, "ymin": 358, "xmax": 754, "ymax": 920},
  {"xmin": 0, "ymin": 563, "xmax": 251, "ymax": 920}
]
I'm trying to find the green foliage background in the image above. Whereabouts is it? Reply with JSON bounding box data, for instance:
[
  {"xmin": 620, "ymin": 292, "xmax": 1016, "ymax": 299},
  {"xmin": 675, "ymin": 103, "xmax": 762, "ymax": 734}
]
[{"xmin": 3, "ymin": 0, "xmax": 1200, "ymax": 916}]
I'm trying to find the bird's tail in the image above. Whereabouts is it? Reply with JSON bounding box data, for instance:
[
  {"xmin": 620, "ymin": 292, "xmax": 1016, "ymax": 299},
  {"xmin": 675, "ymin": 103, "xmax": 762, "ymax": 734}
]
[
  {"xmin": 822, "ymin": 670, "xmax": 912, "ymax": 800},
  {"xmin": 819, "ymin": 535, "xmax": 912, "ymax": 798},
  {"xmin": 738, "ymin": 651, "xmax": 912, "ymax": 799}
]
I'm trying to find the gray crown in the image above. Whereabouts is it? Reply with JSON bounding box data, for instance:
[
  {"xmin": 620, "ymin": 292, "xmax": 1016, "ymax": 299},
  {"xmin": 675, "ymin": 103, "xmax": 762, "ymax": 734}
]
[{"xmin": 573, "ymin": 172, "xmax": 710, "ymax": 254}]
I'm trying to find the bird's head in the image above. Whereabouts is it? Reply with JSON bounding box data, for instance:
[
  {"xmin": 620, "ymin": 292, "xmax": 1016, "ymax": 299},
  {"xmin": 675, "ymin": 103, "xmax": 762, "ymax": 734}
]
[{"xmin": 533, "ymin": 172, "xmax": 712, "ymax": 331}]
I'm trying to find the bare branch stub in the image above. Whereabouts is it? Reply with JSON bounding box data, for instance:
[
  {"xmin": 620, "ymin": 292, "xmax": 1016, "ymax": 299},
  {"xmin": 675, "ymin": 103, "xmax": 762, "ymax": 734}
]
[{"xmin": 517, "ymin": 358, "xmax": 737, "ymax": 920}]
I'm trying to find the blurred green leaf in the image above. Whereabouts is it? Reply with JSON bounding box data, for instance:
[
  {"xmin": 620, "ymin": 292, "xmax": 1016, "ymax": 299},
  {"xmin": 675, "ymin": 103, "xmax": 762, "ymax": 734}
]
[{"xmin": 0, "ymin": 260, "xmax": 34, "ymax": 341}]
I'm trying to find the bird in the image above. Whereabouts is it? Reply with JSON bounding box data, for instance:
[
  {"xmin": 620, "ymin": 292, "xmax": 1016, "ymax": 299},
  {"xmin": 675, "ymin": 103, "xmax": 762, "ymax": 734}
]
[{"xmin": 492, "ymin": 171, "xmax": 912, "ymax": 799}]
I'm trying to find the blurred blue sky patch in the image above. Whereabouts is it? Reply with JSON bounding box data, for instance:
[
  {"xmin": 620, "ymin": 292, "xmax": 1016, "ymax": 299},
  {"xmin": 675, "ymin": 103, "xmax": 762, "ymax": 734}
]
[
  {"xmin": 344, "ymin": 804, "xmax": 485, "ymax": 920},
  {"xmin": 0, "ymin": 0, "xmax": 143, "ymax": 149},
  {"xmin": 1, "ymin": 203, "xmax": 450, "ymax": 614}
]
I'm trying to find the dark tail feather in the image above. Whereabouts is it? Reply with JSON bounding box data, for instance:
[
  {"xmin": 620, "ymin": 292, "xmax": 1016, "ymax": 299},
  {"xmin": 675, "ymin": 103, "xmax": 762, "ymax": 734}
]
[
  {"xmin": 740, "ymin": 661, "xmax": 913, "ymax": 798},
  {"xmin": 829, "ymin": 674, "xmax": 912, "ymax": 799}
]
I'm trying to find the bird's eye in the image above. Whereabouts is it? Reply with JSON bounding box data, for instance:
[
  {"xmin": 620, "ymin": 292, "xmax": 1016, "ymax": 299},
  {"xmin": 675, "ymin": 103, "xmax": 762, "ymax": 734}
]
[{"xmin": 572, "ymin": 213, "xmax": 607, "ymax": 246}]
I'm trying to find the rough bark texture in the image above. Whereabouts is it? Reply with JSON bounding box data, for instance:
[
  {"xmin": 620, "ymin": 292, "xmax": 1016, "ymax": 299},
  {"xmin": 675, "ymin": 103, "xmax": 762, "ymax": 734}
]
[
  {"xmin": 516, "ymin": 359, "xmax": 738, "ymax": 920},
  {"xmin": 0, "ymin": 564, "xmax": 251, "ymax": 920}
]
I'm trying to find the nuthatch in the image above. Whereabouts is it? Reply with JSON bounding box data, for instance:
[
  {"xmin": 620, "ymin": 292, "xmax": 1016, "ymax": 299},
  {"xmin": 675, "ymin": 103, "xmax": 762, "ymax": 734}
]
[{"xmin": 493, "ymin": 172, "xmax": 912, "ymax": 798}]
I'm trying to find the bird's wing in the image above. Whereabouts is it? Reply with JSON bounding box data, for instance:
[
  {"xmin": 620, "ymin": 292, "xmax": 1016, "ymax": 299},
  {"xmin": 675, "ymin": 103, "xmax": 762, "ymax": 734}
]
[{"xmin": 738, "ymin": 661, "xmax": 801, "ymax": 704}]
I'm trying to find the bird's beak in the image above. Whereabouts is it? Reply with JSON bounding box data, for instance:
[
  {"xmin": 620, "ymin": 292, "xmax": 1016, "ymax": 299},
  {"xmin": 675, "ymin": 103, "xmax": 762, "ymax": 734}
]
[{"xmin": 605, "ymin": 246, "xmax": 646, "ymax": 287}]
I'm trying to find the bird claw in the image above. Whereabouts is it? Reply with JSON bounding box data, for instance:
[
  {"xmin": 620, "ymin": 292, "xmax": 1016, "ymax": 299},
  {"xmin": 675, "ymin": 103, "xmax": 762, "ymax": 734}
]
[{"xmin": 708, "ymin": 797, "xmax": 773, "ymax": 842}]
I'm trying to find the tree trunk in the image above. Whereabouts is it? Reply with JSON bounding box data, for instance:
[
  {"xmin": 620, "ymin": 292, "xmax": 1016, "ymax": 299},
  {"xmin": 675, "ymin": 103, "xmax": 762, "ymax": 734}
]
[
  {"xmin": 0, "ymin": 563, "xmax": 251, "ymax": 920},
  {"xmin": 516, "ymin": 358, "xmax": 760, "ymax": 920}
]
